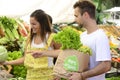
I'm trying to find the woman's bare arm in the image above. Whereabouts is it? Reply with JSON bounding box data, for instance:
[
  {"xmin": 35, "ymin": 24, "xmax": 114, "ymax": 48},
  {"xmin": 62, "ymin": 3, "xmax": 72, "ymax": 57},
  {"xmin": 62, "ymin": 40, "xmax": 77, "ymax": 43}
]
[{"xmin": 2, "ymin": 57, "xmax": 25, "ymax": 65}]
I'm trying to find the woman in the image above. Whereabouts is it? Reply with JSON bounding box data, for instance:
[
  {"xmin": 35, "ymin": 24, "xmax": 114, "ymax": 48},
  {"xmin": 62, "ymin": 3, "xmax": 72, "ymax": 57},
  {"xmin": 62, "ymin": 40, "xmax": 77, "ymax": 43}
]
[{"xmin": 2, "ymin": 9, "xmax": 60, "ymax": 80}]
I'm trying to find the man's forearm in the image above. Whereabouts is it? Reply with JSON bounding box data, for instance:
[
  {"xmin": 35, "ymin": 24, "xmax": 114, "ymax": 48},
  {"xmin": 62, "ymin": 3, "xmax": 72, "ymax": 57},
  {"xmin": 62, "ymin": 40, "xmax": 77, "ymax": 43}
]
[{"xmin": 82, "ymin": 61, "xmax": 111, "ymax": 79}]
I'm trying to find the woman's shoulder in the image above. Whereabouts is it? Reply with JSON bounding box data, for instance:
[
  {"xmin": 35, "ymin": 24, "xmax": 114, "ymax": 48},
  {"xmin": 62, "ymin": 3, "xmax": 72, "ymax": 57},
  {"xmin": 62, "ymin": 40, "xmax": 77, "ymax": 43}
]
[{"xmin": 47, "ymin": 32, "xmax": 55, "ymax": 37}]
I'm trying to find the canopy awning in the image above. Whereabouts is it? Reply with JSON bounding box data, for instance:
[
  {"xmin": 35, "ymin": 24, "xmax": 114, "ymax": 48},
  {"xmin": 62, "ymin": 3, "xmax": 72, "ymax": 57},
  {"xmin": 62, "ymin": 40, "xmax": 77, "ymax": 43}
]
[{"xmin": 0, "ymin": 0, "xmax": 77, "ymax": 23}]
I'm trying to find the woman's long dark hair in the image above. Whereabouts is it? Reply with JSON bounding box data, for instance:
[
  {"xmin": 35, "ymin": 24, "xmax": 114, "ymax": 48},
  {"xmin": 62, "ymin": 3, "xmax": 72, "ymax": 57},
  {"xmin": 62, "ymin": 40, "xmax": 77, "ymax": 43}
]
[{"xmin": 30, "ymin": 9, "xmax": 52, "ymax": 42}]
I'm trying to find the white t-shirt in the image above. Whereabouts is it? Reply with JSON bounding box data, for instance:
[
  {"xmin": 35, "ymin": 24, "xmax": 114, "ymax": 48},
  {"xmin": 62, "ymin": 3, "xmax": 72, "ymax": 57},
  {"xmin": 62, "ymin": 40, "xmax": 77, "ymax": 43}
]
[{"xmin": 80, "ymin": 29, "xmax": 111, "ymax": 80}]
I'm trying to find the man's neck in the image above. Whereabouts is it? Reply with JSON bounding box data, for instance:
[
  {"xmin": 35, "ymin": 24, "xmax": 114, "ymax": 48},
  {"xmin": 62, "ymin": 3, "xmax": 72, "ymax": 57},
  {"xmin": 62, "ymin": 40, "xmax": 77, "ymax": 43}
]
[{"xmin": 85, "ymin": 20, "xmax": 98, "ymax": 34}]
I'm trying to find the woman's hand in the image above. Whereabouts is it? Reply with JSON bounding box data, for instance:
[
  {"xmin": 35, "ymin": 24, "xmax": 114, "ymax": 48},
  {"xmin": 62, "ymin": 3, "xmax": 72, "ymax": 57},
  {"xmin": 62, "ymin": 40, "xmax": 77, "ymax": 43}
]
[
  {"xmin": 28, "ymin": 51, "xmax": 44, "ymax": 58},
  {"xmin": 0, "ymin": 61, "xmax": 8, "ymax": 65}
]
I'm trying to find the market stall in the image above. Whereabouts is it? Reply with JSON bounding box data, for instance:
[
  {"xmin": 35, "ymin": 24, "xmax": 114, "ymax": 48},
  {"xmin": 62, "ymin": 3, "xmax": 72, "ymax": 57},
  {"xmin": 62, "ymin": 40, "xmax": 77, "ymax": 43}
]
[{"xmin": 0, "ymin": 0, "xmax": 120, "ymax": 80}]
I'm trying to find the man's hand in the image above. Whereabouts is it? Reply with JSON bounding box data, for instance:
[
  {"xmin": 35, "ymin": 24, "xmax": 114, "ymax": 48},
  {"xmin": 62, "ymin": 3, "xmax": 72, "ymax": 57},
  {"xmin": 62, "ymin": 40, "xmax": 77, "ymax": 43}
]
[
  {"xmin": 69, "ymin": 72, "xmax": 82, "ymax": 80},
  {"xmin": 53, "ymin": 76, "xmax": 61, "ymax": 80}
]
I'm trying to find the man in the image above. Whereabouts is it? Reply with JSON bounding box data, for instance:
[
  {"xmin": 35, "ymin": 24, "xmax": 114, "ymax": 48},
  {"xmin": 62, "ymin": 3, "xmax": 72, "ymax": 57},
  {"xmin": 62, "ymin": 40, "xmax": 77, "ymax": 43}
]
[{"xmin": 69, "ymin": 0, "xmax": 111, "ymax": 80}]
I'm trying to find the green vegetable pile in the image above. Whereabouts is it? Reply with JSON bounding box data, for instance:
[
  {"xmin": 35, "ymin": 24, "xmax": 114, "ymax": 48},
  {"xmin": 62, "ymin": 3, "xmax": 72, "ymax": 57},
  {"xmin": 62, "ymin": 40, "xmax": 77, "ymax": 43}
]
[
  {"xmin": 0, "ymin": 45, "xmax": 8, "ymax": 62},
  {"xmin": 53, "ymin": 27, "xmax": 92, "ymax": 55},
  {"xmin": 7, "ymin": 51, "xmax": 27, "ymax": 78},
  {"xmin": 9, "ymin": 77, "xmax": 25, "ymax": 80},
  {"xmin": 106, "ymin": 77, "xmax": 120, "ymax": 80}
]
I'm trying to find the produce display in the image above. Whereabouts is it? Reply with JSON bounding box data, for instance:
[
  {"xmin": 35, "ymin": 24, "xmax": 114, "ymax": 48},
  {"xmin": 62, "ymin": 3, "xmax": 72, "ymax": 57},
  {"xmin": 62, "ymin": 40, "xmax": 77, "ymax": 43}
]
[
  {"xmin": 99, "ymin": 25, "xmax": 120, "ymax": 38},
  {"xmin": 0, "ymin": 16, "xmax": 28, "ymax": 52},
  {"xmin": 7, "ymin": 48, "xmax": 27, "ymax": 78},
  {"xmin": 99, "ymin": 25, "xmax": 120, "ymax": 79},
  {"xmin": 106, "ymin": 77, "xmax": 120, "ymax": 80},
  {"xmin": 0, "ymin": 16, "xmax": 28, "ymax": 79},
  {"xmin": 0, "ymin": 45, "xmax": 8, "ymax": 62}
]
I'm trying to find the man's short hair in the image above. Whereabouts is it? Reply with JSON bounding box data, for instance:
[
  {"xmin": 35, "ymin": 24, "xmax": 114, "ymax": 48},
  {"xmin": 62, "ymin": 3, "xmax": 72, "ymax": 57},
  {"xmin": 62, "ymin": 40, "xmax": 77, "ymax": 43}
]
[{"xmin": 73, "ymin": 0, "xmax": 96, "ymax": 19}]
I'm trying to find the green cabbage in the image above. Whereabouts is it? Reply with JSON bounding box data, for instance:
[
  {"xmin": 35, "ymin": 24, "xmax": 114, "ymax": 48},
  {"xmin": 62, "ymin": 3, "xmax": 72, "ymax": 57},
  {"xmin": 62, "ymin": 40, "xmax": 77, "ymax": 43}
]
[{"xmin": 0, "ymin": 46, "xmax": 8, "ymax": 62}]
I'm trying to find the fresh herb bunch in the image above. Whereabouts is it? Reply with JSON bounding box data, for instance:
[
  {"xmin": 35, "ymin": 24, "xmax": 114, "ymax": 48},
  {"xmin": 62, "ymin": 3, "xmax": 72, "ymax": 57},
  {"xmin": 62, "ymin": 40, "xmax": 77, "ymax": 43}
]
[{"xmin": 53, "ymin": 27, "xmax": 92, "ymax": 55}]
